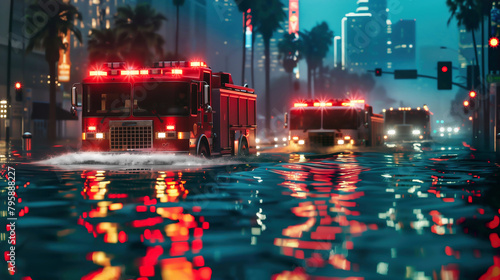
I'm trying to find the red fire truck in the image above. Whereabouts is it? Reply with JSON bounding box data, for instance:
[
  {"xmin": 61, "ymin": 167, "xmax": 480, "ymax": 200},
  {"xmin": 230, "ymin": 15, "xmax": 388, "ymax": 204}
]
[
  {"xmin": 284, "ymin": 99, "xmax": 384, "ymax": 147},
  {"xmin": 71, "ymin": 61, "xmax": 257, "ymax": 156}
]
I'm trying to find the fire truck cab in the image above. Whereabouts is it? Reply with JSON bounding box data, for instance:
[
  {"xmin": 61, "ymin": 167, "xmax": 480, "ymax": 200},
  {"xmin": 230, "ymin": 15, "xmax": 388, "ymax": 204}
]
[
  {"xmin": 383, "ymin": 105, "xmax": 432, "ymax": 145},
  {"xmin": 284, "ymin": 99, "xmax": 383, "ymax": 148},
  {"xmin": 72, "ymin": 61, "xmax": 257, "ymax": 156}
]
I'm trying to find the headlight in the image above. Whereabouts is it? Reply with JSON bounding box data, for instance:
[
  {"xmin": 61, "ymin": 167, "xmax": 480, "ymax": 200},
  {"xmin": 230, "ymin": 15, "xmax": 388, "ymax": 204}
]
[
  {"xmin": 157, "ymin": 132, "xmax": 167, "ymax": 139},
  {"xmin": 388, "ymin": 130, "xmax": 396, "ymax": 135},
  {"xmin": 439, "ymin": 127, "xmax": 445, "ymax": 132},
  {"xmin": 282, "ymin": 137, "xmax": 287, "ymax": 142},
  {"xmin": 96, "ymin": 133, "xmax": 104, "ymax": 139},
  {"xmin": 454, "ymin": 127, "xmax": 459, "ymax": 133},
  {"xmin": 256, "ymin": 138, "xmax": 260, "ymax": 144},
  {"xmin": 337, "ymin": 140, "xmax": 345, "ymax": 145},
  {"xmin": 412, "ymin": 130, "xmax": 421, "ymax": 135},
  {"xmin": 298, "ymin": 140, "xmax": 305, "ymax": 145}
]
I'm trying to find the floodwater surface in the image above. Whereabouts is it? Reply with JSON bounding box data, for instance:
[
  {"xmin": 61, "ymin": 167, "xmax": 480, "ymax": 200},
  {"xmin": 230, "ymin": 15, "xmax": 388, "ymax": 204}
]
[{"xmin": 1, "ymin": 145, "xmax": 499, "ymax": 280}]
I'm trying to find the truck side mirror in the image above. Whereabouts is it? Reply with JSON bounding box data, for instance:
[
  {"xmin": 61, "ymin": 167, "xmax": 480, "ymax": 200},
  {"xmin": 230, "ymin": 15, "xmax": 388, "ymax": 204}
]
[
  {"xmin": 204, "ymin": 84, "xmax": 210, "ymax": 105},
  {"xmin": 284, "ymin": 112, "xmax": 288, "ymax": 128},
  {"xmin": 72, "ymin": 83, "xmax": 82, "ymax": 107},
  {"xmin": 203, "ymin": 84, "xmax": 212, "ymax": 113}
]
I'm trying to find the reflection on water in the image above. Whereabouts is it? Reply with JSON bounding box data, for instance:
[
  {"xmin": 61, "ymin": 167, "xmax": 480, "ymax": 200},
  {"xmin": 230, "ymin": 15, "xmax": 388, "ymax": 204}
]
[{"xmin": 1, "ymin": 148, "xmax": 500, "ymax": 280}]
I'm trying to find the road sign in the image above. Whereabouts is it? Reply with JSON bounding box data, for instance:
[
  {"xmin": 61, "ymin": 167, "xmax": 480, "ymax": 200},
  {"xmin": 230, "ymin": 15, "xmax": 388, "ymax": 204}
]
[{"xmin": 394, "ymin": 69, "xmax": 417, "ymax": 79}]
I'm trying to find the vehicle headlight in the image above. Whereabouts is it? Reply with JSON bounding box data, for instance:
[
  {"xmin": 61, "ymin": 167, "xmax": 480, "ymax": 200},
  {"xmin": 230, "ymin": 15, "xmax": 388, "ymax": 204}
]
[
  {"xmin": 96, "ymin": 133, "xmax": 105, "ymax": 139},
  {"xmin": 412, "ymin": 130, "xmax": 421, "ymax": 135},
  {"xmin": 337, "ymin": 140, "xmax": 345, "ymax": 145},
  {"xmin": 388, "ymin": 130, "xmax": 396, "ymax": 135},
  {"xmin": 298, "ymin": 140, "xmax": 305, "ymax": 145}
]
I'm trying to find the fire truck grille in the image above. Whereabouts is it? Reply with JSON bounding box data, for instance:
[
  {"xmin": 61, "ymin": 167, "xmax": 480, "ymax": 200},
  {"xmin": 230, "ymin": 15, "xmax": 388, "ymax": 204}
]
[
  {"xmin": 109, "ymin": 121, "xmax": 153, "ymax": 151},
  {"xmin": 309, "ymin": 133, "xmax": 334, "ymax": 147}
]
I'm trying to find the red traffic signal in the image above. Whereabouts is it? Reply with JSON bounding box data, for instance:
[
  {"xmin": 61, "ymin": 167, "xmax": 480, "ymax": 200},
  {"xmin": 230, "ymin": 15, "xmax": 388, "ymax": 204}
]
[
  {"xmin": 469, "ymin": 90, "xmax": 476, "ymax": 98},
  {"xmin": 437, "ymin": 61, "xmax": 452, "ymax": 90},
  {"xmin": 15, "ymin": 81, "xmax": 23, "ymax": 102},
  {"xmin": 375, "ymin": 68, "xmax": 382, "ymax": 76},
  {"xmin": 490, "ymin": 37, "xmax": 499, "ymax": 48}
]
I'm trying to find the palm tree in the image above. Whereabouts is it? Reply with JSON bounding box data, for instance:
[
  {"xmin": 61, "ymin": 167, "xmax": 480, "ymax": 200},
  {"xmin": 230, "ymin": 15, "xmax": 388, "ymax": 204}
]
[
  {"xmin": 234, "ymin": 0, "xmax": 253, "ymax": 85},
  {"xmin": 173, "ymin": 0, "xmax": 185, "ymax": 59},
  {"xmin": 299, "ymin": 22, "xmax": 334, "ymax": 97},
  {"xmin": 446, "ymin": 0, "xmax": 488, "ymax": 69},
  {"xmin": 254, "ymin": 0, "xmax": 286, "ymax": 136},
  {"xmin": 115, "ymin": 3, "xmax": 166, "ymax": 66},
  {"xmin": 26, "ymin": 1, "xmax": 82, "ymax": 144},
  {"xmin": 278, "ymin": 33, "xmax": 301, "ymax": 91},
  {"xmin": 87, "ymin": 28, "xmax": 124, "ymax": 65}
]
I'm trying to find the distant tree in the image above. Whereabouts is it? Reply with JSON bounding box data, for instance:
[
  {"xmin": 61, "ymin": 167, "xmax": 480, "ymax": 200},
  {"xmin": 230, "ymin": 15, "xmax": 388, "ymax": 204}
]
[
  {"xmin": 115, "ymin": 3, "xmax": 166, "ymax": 66},
  {"xmin": 328, "ymin": 67, "xmax": 376, "ymax": 98},
  {"xmin": 173, "ymin": 0, "xmax": 185, "ymax": 59},
  {"xmin": 299, "ymin": 22, "xmax": 334, "ymax": 97},
  {"xmin": 277, "ymin": 33, "xmax": 301, "ymax": 91},
  {"xmin": 234, "ymin": 0, "xmax": 253, "ymax": 85},
  {"xmin": 254, "ymin": 0, "xmax": 286, "ymax": 136},
  {"xmin": 26, "ymin": 0, "xmax": 82, "ymax": 144},
  {"xmin": 88, "ymin": 28, "xmax": 124, "ymax": 65}
]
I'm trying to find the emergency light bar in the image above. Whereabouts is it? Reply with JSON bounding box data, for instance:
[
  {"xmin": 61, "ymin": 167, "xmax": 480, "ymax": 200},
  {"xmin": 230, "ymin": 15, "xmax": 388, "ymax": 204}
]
[
  {"xmin": 89, "ymin": 71, "xmax": 108, "ymax": 76},
  {"xmin": 294, "ymin": 99, "xmax": 365, "ymax": 108},
  {"xmin": 121, "ymin": 70, "xmax": 140, "ymax": 76},
  {"xmin": 172, "ymin": 69, "xmax": 183, "ymax": 75}
]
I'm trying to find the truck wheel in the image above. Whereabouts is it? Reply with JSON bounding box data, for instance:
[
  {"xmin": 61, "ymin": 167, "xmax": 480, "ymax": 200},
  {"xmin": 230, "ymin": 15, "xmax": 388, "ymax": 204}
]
[
  {"xmin": 238, "ymin": 138, "xmax": 250, "ymax": 156},
  {"xmin": 198, "ymin": 142, "xmax": 210, "ymax": 158}
]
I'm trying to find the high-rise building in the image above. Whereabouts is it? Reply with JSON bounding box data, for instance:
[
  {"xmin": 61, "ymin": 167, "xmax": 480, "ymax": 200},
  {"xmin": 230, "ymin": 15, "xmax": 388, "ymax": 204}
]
[
  {"xmin": 341, "ymin": 0, "xmax": 388, "ymax": 73},
  {"xmin": 391, "ymin": 19, "xmax": 416, "ymax": 69}
]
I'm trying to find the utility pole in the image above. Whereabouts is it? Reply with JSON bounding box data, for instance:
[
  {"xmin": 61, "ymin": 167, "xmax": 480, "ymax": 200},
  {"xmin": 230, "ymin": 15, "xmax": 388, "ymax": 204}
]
[{"xmin": 5, "ymin": 0, "xmax": 14, "ymax": 149}]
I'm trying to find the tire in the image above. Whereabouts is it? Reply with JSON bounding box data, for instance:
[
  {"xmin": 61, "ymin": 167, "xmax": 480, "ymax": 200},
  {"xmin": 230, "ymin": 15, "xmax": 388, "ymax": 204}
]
[
  {"xmin": 198, "ymin": 142, "xmax": 210, "ymax": 158},
  {"xmin": 238, "ymin": 137, "xmax": 250, "ymax": 156}
]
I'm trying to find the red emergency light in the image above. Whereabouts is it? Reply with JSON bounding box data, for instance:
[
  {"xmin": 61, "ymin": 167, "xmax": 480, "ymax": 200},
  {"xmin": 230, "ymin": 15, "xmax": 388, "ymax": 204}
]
[
  {"xmin": 190, "ymin": 61, "xmax": 207, "ymax": 67},
  {"xmin": 294, "ymin": 103, "xmax": 308, "ymax": 107},
  {"xmin": 15, "ymin": 82, "xmax": 21, "ymax": 89},
  {"xmin": 121, "ymin": 70, "xmax": 140, "ymax": 76},
  {"xmin": 89, "ymin": 71, "xmax": 108, "ymax": 76},
  {"xmin": 172, "ymin": 69, "xmax": 183, "ymax": 75},
  {"xmin": 313, "ymin": 102, "xmax": 333, "ymax": 107},
  {"xmin": 166, "ymin": 125, "xmax": 175, "ymax": 131}
]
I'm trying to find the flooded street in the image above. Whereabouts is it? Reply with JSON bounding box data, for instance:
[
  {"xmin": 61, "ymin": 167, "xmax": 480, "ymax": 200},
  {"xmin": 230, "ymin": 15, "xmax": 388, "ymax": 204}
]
[{"xmin": 2, "ymin": 144, "xmax": 500, "ymax": 280}]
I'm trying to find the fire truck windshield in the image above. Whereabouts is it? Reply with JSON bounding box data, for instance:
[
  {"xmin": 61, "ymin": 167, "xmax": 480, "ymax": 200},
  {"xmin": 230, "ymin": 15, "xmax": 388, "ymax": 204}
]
[
  {"xmin": 385, "ymin": 111, "xmax": 428, "ymax": 126},
  {"xmin": 289, "ymin": 109, "xmax": 321, "ymax": 130},
  {"xmin": 83, "ymin": 83, "xmax": 131, "ymax": 117},
  {"xmin": 323, "ymin": 109, "xmax": 359, "ymax": 129},
  {"xmin": 133, "ymin": 82, "xmax": 190, "ymax": 116}
]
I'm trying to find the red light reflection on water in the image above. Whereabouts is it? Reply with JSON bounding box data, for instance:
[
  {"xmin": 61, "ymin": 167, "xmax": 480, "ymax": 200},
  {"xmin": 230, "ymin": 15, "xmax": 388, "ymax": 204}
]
[
  {"xmin": 79, "ymin": 170, "xmax": 212, "ymax": 280},
  {"xmin": 273, "ymin": 158, "xmax": 373, "ymax": 277}
]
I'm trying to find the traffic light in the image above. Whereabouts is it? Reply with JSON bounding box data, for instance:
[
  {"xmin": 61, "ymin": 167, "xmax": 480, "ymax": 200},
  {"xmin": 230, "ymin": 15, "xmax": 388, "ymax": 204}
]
[
  {"xmin": 437, "ymin": 61, "xmax": 452, "ymax": 90},
  {"xmin": 489, "ymin": 37, "xmax": 499, "ymax": 72},
  {"xmin": 468, "ymin": 90, "xmax": 476, "ymax": 109},
  {"xmin": 375, "ymin": 68, "xmax": 382, "ymax": 76},
  {"xmin": 463, "ymin": 100, "xmax": 469, "ymax": 114},
  {"xmin": 15, "ymin": 82, "xmax": 23, "ymax": 102}
]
